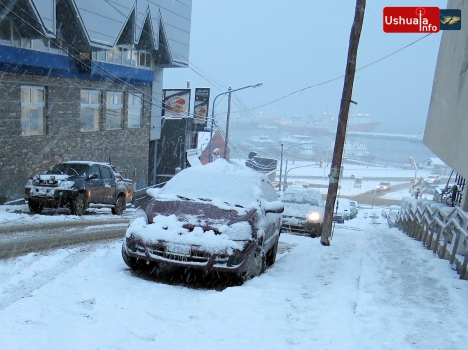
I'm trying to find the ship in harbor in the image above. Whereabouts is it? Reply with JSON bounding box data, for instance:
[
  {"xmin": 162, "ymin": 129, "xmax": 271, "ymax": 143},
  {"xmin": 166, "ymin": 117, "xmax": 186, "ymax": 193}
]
[{"xmin": 264, "ymin": 112, "xmax": 379, "ymax": 134}]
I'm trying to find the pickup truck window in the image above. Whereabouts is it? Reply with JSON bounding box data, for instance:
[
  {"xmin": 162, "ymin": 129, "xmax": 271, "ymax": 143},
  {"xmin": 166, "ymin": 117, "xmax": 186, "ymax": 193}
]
[
  {"xmin": 100, "ymin": 166, "xmax": 112, "ymax": 180},
  {"xmin": 88, "ymin": 165, "xmax": 100, "ymax": 179}
]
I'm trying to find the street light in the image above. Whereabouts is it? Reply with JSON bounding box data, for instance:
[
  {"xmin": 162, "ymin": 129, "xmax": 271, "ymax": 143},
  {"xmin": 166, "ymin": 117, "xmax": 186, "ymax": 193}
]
[
  {"xmin": 281, "ymin": 142, "xmax": 315, "ymax": 191},
  {"xmin": 208, "ymin": 82, "xmax": 263, "ymax": 162}
]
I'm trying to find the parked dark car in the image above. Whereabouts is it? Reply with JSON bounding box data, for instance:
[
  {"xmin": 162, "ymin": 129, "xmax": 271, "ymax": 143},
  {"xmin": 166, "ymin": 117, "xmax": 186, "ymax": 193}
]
[
  {"xmin": 349, "ymin": 200, "xmax": 359, "ymax": 219},
  {"xmin": 122, "ymin": 160, "xmax": 284, "ymax": 284},
  {"xmin": 279, "ymin": 188, "xmax": 324, "ymax": 237},
  {"xmin": 376, "ymin": 182, "xmax": 391, "ymax": 191},
  {"xmin": 25, "ymin": 161, "xmax": 133, "ymax": 215},
  {"xmin": 332, "ymin": 198, "xmax": 352, "ymax": 223}
]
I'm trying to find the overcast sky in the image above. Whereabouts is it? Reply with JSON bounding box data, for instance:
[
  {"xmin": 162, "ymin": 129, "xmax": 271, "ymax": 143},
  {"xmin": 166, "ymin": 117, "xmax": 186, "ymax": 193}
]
[{"xmin": 164, "ymin": 0, "xmax": 448, "ymax": 134}]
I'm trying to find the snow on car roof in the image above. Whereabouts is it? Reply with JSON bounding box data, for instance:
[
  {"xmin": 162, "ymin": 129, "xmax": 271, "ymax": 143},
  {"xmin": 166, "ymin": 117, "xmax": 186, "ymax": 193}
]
[
  {"xmin": 64, "ymin": 160, "xmax": 112, "ymax": 166},
  {"xmin": 149, "ymin": 159, "xmax": 271, "ymax": 210}
]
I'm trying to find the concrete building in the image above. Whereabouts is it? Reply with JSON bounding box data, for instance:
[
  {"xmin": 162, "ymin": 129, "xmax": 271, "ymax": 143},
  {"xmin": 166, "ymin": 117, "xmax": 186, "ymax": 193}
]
[
  {"xmin": 424, "ymin": 0, "xmax": 467, "ymax": 209},
  {"xmin": 0, "ymin": 0, "xmax": 192, "ymax": 203}
]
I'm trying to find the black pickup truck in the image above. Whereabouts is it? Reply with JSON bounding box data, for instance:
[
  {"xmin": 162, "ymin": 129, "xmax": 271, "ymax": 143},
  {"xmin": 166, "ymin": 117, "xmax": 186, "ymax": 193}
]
[{"xmin": 25, "ymin": 161, "xmax": 134, "ymax": 215}]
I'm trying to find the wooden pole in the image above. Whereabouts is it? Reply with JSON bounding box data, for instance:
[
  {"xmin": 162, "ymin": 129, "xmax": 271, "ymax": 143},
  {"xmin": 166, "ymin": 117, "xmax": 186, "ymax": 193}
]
[{"xmin": 321, "ymin": 0, "xmax": 366, "ymax": 246}]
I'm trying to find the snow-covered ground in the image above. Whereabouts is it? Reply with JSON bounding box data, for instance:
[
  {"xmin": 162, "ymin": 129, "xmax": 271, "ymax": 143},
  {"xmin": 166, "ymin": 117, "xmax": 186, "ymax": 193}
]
[
  {"xmin": 0, "ymin": 162, "xmax": 465, "ymax": 349},
  {"xmin": 1, "ymin": 209, "xmax": 468, "ymax": 349}
]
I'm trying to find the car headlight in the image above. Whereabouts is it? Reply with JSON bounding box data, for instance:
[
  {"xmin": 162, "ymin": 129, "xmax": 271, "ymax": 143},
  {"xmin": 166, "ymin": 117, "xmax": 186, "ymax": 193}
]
[
  {"xmin": 129, "ymin": 208, "xmax": 149, "ymax": 225},
  {"xmin": 59, "ymin": 180, "xmax": 75, "ymax": 188},
  {"xmin": 308, "ymin": 211, "xmax": 321, "ymax": 222},
  {"xmin": 25, "ymin": 179, "xmax": 33, "ymax": 187}
]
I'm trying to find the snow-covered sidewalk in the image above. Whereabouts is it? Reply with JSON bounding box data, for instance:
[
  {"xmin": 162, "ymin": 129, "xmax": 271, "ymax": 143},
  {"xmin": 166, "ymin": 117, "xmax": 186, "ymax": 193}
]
[{"xmin": 0, "ymin": 209, "xmax": 467, "ymax": 349}]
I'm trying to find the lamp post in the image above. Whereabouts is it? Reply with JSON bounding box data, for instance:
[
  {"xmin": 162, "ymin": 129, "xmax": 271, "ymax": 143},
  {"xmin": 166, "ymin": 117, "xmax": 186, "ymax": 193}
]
[
  {"xmin": 208, "ymin": 82, "xmax": 263, "ymax": 162},
  {"xmin": 281, "ymin": 142, "xmax": 315, "ymax": 191}
]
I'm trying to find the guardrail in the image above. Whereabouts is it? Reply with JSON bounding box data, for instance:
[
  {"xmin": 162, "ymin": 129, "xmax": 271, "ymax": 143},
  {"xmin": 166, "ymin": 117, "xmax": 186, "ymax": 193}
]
[
  {"xmin": 132, "ymin": 182, "xmax": 167, "ymax": 207},
  {"xmin": 395, "ymin": 197, "xmax": 468, "ymax": 279}
]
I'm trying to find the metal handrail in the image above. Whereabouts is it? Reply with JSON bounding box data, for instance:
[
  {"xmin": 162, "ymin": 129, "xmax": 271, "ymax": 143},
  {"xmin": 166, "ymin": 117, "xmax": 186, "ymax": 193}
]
[{"xmin": 396, "ymin": 197, "xmax": 468, "ymax": 279}]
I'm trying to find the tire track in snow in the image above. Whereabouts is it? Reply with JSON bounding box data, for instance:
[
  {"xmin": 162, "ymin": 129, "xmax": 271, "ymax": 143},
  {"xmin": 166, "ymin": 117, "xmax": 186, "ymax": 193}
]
[{"xmin": 0, "ymin": 241, "xmax": 116, "ymax": 310}]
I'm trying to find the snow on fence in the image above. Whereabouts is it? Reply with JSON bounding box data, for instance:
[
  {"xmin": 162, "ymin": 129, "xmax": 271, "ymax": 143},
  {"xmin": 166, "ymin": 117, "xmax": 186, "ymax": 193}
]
[{"xmin": 396, "ymin": 197, "xmax": 468, "ymax": 279}]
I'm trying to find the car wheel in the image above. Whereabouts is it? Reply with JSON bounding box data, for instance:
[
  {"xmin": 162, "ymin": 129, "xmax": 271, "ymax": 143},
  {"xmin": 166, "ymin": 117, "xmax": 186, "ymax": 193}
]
[
  {"xmin": 28, "ymin": 199, "xmax": 44, "ymax": 214},
  {"xmin": 112, "ymin": 195, "xmax": 126, "ymax": 215},
  {"xmin": 70, "ymin": 193, "xmax": 87, "ymax": 216},
  {"xmin": 237, "ymin": 245, "xmax": 266, "ymax": 284},
  {"xmin": 266, "ymin": 236, "xmax": 279, "ymax": 267},
  {"xmin": 121, "ymin": 243, "xmax": 146, "ymax": 270}
]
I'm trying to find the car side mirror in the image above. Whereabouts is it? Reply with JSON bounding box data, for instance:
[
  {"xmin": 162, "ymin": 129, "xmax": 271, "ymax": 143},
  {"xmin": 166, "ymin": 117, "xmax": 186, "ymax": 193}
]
[
  {"xmin": 262, "ymin": 199, "xmax": 284, "ymax": 214},
  {"xmin": 88, "ymin": 173, "xmax": 98, "ymax": 180}
]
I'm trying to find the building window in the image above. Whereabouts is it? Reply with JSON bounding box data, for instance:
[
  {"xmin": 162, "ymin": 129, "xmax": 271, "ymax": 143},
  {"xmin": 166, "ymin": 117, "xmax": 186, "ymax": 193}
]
[
  {"xmin": 32, "ymin": 38, "xmax": 48, "ymax": 52},
  {"xmin": 21, "ymin": 86, "xmax": 45, "ymax": 136},
  {"xmin": 127, "ymin": 93, "xmax": 142, "ymax": 129},
  {"xmin": 80, "ymin": 90, "xmax": 101, "ymax": 132},
  {"xmin": 113, "ymin": 47, "xmax": 122, "ymax": 64},
  {"xmin": 106, "ymin": 91, "xmax": 123, "ymax": 130},
  {"xmin": 91, "ymin": 47, "xmax": 152, "ymax": 69},
  {"xmin": 0, "ymin": 20, "xmax": 11, "ymax": 45},
  {"xmin": 139, "ymin": 51, "xmax": 152, "ymax": 68}
]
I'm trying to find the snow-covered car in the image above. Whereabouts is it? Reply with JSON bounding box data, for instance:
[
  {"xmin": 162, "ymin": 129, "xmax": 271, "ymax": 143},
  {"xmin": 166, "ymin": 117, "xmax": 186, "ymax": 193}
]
[
  {"xmin": 122, "ymin": 160, "xmax": 284, "ymax": 284},
  {"xmin": 387, "ymin": 205, "xmax": 400, "ymax": 228},
  {"xmin": 376, "ymin": 182, "xmax": 391, "ymax": 191},
  {"xmin": 332, "ymin": 198, "xmax": 352, "ymax": 223},
  {"xmin": 422, "ymin": 183, "xmax": 440, "ymax": 195},
  {"xmin": 349, "ymin": 200, "xmax": 359, "ymax": 219},
  {"xmin": 279, "ymin": 187, "xmax": 324, "ymax": 237},
  {"xmin": 423, "ymin": 175, "xmax": 441, "ymax": 184},
  {"xmin": 24, "ymin": 161, "xmax": 133, "ymax": 215}
]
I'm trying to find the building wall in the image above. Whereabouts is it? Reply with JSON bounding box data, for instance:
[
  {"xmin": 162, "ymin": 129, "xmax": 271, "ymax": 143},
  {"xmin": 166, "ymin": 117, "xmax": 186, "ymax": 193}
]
[
  {"xmin": 424, "ymin": 0, "xmax": 468, "ymax": 179},
  {"xmin": 0, "ymin": 71, "xmax": 152, "ymax": 203}
]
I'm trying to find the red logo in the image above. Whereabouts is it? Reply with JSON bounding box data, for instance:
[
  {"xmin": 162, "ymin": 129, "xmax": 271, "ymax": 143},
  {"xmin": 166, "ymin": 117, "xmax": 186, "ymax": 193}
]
[{"xmin": 383, "ymin": 7, "xmax": 440, "ymax": 33}]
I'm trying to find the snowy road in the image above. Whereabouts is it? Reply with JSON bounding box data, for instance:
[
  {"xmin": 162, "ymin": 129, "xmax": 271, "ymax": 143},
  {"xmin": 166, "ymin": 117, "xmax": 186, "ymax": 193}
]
[{"xmin": 1, "ymin": 209, "xmax": 468, "ymax": 349}]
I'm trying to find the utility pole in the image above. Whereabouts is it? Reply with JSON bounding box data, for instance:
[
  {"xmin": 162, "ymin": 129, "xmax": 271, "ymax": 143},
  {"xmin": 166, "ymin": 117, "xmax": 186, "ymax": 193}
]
[
  {"xmin": 223, "ymin": 87, "xmax": 233, "ymax": 159},
  {"xmin": 321, "ymin": 0, "xmax": 366, "ymax": 246},
  {"xmin": 278, "ymin": 143, "xmax": 284, "ymax": 190}
]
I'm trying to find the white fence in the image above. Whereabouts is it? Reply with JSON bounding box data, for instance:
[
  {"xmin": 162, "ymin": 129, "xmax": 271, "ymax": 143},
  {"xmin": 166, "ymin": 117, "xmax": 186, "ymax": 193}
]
[{"xmin": 396, "ymin": 197, "xmax": 468, "ymax": 279}]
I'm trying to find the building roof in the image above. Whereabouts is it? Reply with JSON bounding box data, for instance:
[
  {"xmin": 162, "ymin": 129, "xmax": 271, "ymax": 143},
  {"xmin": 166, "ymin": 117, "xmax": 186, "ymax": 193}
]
[
  {"xmin": 423, "ymin": 157, "xmax": 446, "ymax": 166},
  {"xmin": 17, "ymin": 0, "xmax": 191, "ymax": 67}
]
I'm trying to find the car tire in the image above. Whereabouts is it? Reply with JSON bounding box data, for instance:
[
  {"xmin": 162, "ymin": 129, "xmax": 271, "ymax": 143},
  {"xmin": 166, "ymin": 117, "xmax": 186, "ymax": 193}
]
[
  {"xmin": 237, "ymin": 245, "xmax": 266, "ymax": 284},
  {"xmin": 70, "ymin": 193, "xmax": 87, "ymax": 216},
  {"xmin": 28, "ymin": 199, "xmax": 44, "ymax": 214},
  {"xmin": 112, "ymin": 195, "xmax": 126, "ymax": 215},
  {"xmin": 121, "ymin": 243, "xmax": 146, "ymax": 270},
  {"xmin": 266, "ymin": 236, "xmax": 279, "ymax": 267}
]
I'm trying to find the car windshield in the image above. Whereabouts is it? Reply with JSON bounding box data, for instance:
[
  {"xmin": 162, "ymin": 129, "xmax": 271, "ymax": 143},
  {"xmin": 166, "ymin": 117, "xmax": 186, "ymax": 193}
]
[
  {"xmin": 281, "ymin": 191, "xmax": 322, "ymax": 206},
  {"xmin": 47, "ymin": 163, "xmax": 89, "ymax": 177}
]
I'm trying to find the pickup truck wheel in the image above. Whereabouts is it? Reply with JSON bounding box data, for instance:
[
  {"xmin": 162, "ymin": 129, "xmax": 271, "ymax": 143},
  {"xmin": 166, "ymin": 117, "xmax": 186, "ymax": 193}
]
[
  {"xmin": 70, "ymin": 193, "xmax": 87, "ymax": 216},
  {"xmin": 112, "ymin": 195, "xmax": 126, "ymax": 215},
  {"xmin": 28, "ymin": 200, "xmax": 44, "ymax": 214}
]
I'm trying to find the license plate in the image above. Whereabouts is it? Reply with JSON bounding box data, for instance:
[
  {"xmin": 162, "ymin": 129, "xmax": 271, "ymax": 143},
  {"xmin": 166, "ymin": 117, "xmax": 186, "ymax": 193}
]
[{"xmin": 166, "ymin": 244, "xmax": 191, "ymax": 256}]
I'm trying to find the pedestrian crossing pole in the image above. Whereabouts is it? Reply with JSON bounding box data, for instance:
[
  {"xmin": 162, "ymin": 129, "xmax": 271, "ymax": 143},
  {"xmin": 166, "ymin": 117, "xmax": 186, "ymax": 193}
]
[{"xmin": 321, "ymin": 0, "xmax": 366, "ymax": 246}]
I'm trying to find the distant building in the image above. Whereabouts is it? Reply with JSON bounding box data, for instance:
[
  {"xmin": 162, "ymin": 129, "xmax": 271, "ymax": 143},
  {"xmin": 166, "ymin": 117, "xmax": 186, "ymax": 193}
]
[
  {"xmin": 424, "ymin": 0, "xmax": 467, "ymax": 209},
  {"xmin": 0, "ymin": 0, "xmax": 192, "ymax": 203},
  {"xmin": 419, "ymin": 157, "xmax": 450, "ymax": 175},
  {"xmin": 197, "ymin": 130, "xmax": 229, "ymax": 165}
]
